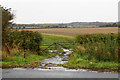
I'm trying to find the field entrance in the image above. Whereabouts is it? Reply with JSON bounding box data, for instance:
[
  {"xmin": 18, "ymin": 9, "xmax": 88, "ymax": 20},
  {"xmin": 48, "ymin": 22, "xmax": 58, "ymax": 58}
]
[
  {"xmin": 39, "ymin": 42, "xmax": 77, "ymax": 70},
  {"xmin": 36, "ymin": 34, "xmax": 76, "ymax": 70},
  {"xmin": 41, "ymin": 42, "xmax": 75, "ymax": 54}
]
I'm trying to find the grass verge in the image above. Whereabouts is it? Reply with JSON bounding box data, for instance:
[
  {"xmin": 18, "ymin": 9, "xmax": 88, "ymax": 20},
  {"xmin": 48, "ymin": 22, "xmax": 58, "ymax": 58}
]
[
  {"xmin": 2, "ymin": 52, "xmax": 56, "ymax": 69},
  {"xmin": 63, "ymin": 53, "xmax": 118, "ymax": 72},
  {"xmin": 63, "ymin": 33, "xmax": 118, "ymax": 72}
]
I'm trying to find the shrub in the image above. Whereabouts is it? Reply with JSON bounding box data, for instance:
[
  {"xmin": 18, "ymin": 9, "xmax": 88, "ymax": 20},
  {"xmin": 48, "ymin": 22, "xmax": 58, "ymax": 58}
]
[
  {"xmin": 5, "ymin": 30, "xmax": 43, "ymax": 55},
  {"xmin": 75, "ymin": 33, "xmax": 118, "ymax": 62}
]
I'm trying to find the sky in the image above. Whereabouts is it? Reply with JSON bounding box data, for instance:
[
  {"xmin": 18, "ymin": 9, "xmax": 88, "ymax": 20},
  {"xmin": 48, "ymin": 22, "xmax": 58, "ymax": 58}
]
[{"xmin": 0, "ymin": 0, "xmax": 119, "ymax": 24}]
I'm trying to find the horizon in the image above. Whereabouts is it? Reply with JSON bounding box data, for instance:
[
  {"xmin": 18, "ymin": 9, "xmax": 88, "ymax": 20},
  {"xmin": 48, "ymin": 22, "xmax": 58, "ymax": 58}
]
[
  {"xmin": 12, "ymin": 21, "xmax": 117, "ymax": 25},
  {"xmin": 0, "ymin": 0, "xmax": 119, "ymax": 24}
]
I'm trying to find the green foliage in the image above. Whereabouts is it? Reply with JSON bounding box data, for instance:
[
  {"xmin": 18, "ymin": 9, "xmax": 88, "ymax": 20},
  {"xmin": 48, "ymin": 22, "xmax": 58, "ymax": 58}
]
[
  {"xmin": 6, "ymin": 30, "xmax": 43, "ymax": 55},
  {"xmin": 75, "ymin": 33, "xmax": 118, "ymax": 62},
  {"xmin": 63, "ymin": 34, "xmax": 118, "ymax": 71},
  {"xmin": 2, "ymin": 52, "xmax": 56, "ymax": 68},
  {"xmin": 1, "ymin": 6, "xmax": 14, "ymax": 54},
  {"xmin": 0, "ymin": 5, "xmax": 14, "ymax": 30},
  {"xmin": 118, "ymin": 23, "xmax": 120, "ymax": 27},
  {"xmin": 64, "ymin": 54, "xmax": 118, "ymax": 70}
]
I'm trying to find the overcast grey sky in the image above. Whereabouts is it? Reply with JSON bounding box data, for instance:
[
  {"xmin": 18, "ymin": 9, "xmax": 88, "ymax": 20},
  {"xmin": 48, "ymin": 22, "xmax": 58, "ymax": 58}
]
[{"xmin": 0, "ymin": 0, "xmax": 119, "ymax": 24}]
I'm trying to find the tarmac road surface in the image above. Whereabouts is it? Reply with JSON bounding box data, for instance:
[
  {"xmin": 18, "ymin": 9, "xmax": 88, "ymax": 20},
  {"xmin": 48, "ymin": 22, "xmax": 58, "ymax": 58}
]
[{"xmin": 2, "ymin": 68, "xmax": 118, "ymax": 78}]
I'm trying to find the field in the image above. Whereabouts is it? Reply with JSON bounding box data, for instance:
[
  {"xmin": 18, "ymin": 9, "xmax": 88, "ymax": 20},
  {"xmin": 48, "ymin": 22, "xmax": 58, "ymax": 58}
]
[{"xmin": 24, "ymin": 27, "xmax": 118, "ymax": 36}]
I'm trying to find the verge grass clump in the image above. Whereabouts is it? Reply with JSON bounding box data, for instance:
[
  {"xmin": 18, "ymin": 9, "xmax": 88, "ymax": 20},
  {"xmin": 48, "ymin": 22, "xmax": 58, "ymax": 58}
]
[{"xmin": 64, "ymin": 33, "xmax": 118, "ymax": 72}]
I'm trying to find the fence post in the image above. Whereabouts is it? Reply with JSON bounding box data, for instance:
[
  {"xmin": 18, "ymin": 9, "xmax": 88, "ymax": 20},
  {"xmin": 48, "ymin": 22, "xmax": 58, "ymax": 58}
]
[{"xmin": 54, "ymin": 43, "xmax": 57, "ymax": 50}]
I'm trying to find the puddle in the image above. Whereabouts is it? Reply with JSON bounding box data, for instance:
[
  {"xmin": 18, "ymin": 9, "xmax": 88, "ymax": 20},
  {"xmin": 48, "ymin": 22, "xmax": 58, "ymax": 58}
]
[
  {"xmin": 13, "ymin": 68, "xmax": 26, "ymax": 70},
  {"xmin": 34, "ymin": 66, "xmax": 88, "ymax": 72},
  {"xmin": 34, "ymin": 48, "xmax": 88, "ymax": 71},
  {"xmin": 44, "ymin": 66, "xmax": 67, "ymax": 70},
  {"xmin": 11, "ymin": 48, "xmax": 116, "ymax": 73},
  {"xmin": 41, "ymin": 48, "xmax": 71, "ymax": 67},
  {"xmin": 12, "ymin": 48, "xmax": 88, "ymax": 72},
  {"xmin": 41, "ymin": 55, "xmax": 68, "ymax": 65},
  {"xmin": 49, "ymin": 50, "xmax": 57, "ymax": 53}
]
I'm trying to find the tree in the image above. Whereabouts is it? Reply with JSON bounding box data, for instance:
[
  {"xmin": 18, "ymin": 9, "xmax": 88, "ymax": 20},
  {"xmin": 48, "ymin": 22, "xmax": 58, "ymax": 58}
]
[
  {"xmin": 1, "ymin": 5, "xmax": 14, "ymax": 54},
  {"xmin": 1, "ymin": 5, "xmax": 14, "ymax": 31}
]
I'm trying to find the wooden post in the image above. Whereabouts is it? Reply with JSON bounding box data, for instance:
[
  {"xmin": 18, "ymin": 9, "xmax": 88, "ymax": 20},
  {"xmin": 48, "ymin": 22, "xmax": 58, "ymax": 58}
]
[
  {"xmin": 54, "ymin": 43, "xmax": 57, "ymax": 50},
  {"xmin": 37, "ymin": 46, "xmax": 40, "ymax": 55}
]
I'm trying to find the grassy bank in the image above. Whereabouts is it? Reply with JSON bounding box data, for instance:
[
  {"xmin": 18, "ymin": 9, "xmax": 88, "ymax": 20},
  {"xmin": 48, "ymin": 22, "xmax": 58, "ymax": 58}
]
[
  {"xmin": 63, "ymin": 33, "xmax": 118, "ymax": 72},
  {"xmin": 2, "ymin": 51, "xmax": 55, "ymax": 68},
  {"xmin": 63, "ymin": 54, "xmax": 118, "ymax": 72}
]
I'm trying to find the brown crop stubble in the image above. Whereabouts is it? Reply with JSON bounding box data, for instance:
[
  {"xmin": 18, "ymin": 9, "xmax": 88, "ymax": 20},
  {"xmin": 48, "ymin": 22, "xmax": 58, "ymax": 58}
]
[{"xmin": 23, "ymin": 27, "xmax": 118, "ymax": 36}]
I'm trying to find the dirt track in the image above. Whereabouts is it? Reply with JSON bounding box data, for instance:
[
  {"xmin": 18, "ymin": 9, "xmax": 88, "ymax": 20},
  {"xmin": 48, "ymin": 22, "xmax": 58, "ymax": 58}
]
[{"xmin": 24, "ymin": 27, "xmax": 118, "ymax": 36}]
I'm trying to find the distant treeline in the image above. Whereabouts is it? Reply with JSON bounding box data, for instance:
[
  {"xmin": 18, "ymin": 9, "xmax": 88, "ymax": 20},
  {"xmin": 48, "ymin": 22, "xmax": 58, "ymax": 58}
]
[
  {"xmin": 10, "ymin": 24, "xmax": 67, "ymax": 29},
  {"xmin": 9, "ymin": 22, "xmax": 117, "ymax": 29},
  {"xmin": 99, "ymin": 23, "xmax": 117, "ymax": 27}
]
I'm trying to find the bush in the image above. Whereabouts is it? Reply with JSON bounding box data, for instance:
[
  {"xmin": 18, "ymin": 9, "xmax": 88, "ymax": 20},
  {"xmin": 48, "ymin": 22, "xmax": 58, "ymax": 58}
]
[
  {"xmin": 5, "ymin": 30, "xmax": 43, "ymax": 55},
  {"xmin": 75, "ymin": 33, "xmax": 118, "ymax": 62}
]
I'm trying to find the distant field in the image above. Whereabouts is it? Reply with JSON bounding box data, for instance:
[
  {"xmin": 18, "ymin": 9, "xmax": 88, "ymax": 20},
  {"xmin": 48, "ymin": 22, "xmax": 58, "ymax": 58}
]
[{"xmin": 24, "ymin": 27, "xmax": 118, "ymax": 36}]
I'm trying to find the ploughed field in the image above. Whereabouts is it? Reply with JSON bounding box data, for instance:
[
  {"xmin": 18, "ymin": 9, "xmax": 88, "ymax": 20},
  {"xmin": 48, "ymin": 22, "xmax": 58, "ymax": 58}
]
[{"xmin": 24, "ymin": 27, "xmax": 118, "ymax": 36}]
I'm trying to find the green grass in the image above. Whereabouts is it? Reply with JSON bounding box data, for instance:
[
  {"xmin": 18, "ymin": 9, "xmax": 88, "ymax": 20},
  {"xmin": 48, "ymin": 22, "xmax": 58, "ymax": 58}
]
[
  {"xmin": 2, "ymin": 33, "xmax": 74, "ymax": 68},
  {"xmin": 41, "ymin": 33, "xmax": 75, "ymax": 49},
  {"xmin": 63, "ymin": 33, "xmax": 119, "ymax": 72},
  {"xmin": 75, "ymin": 33, "xmax": 118, "ymax": 62},
  {"xmin": 2, "ymin": 52, "xmax": 56, "ymax": 68},
  {"xmin": 41, "ymin": 33, "xmax": 74, "ymax": 45},
  {"xmin": 63, "ymin": 53, "xmax": 118, "ymax": 72}
]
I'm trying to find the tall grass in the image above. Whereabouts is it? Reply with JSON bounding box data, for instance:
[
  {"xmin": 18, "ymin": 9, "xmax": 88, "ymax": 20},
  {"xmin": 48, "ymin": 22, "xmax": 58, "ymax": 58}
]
[
  {"xmin": 63, "ymin": 33, "xmax": 118, "ymax": 71},
  {"xmin": 75, "ymin": 33, "xmax": 118, "ymax": 62}
]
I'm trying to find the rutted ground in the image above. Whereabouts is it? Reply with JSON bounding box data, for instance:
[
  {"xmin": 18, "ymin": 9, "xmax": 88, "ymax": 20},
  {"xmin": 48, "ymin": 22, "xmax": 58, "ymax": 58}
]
[{"xmin": 34, "ymin": 48, "xmax": 75, "ymax": 70}]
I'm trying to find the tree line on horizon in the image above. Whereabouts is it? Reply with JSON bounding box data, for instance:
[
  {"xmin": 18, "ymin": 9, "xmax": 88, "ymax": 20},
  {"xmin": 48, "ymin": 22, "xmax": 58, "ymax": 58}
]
[{"xmin": 9, "ymin": 22, "xmax": 117, "ymax": 29}]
